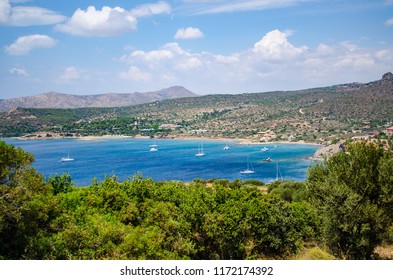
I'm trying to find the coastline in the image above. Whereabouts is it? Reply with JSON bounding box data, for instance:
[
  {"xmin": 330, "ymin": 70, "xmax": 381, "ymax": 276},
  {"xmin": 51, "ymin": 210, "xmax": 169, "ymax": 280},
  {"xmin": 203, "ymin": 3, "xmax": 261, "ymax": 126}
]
[
  {"xmin": 10, "ymin": 133, "xmax": 327, "ymax": 159},
  {"xmin": 12, "ymin": 132, "xmax": 324, "ymax": 146}
]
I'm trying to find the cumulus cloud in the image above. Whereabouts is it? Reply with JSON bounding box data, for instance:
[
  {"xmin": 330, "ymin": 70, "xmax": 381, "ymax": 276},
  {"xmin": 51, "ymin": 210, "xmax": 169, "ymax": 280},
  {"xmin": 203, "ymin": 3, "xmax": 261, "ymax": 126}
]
[
  {"xmin": 214, "ymin": 54, "xmax": 241, "ymax": 64},
  {"xmin": 9, "ymin": 67, "xmax": 29, "ymax": 76},
  {"xmin": 252, "ymin": 29, "xmax": 307, "ymax": 60},
  {"xmin": 59, "ymin": 67, "xmax": 81, "ymax": 82},
  {"xmin": 56, "ymin": 1, "xmax": 171, "ymax": 36},
  {"xmin": 122, "ymin": 42, "xmax": 204, "ymax": 71},
  {"xmin": 117, "ymin": 29, "xmax": 392, "ymax": 93},
  {"xmin": 174, "ymin": 27, "xmax": 204, "ymax": 39},
  {"xmin": 0, "ymin": 0, "xmax": 65, "ymax": 26},
  {"xmin": 56, "ymin": 6, "xmax": 137, "ymax": 36},
  {"xmin": 176, "ymin": 56, "xmax": 204, "ymax": 70},
  {"xmin": 119, "ymin": 66, "xmax": 151, "ymax": 82},
  {"xmin": 130, "ymin": 49, "xmax": 174, "ymax": 61},
  {"xmin": 5, "ymin": 34, "xmax": 57, "ymax": 55}
]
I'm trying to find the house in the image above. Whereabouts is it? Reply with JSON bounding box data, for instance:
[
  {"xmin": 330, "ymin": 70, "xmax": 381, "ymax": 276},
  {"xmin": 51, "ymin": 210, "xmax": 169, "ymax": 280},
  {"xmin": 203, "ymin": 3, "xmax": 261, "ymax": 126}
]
[
  {"xmin": 368, "ymin": 131, "xmax": 380, "ymax": 136},
  {"xmin": 387, "ymin": 126, "xmax": 393, "ymax": 136}
]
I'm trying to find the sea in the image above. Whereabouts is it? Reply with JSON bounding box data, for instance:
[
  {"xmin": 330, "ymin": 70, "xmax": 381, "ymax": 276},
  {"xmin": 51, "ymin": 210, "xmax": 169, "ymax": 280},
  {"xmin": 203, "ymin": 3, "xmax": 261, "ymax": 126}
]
[{"xmin": 3, "ymin": 138, "xmax": 320, "ymax": 186}]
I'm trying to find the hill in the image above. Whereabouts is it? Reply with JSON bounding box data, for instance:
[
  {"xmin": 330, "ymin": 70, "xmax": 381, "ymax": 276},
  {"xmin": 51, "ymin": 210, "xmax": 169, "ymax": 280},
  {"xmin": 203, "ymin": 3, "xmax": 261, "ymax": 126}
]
[
  {"xmin": 1, "ymin": 73, "xmax": 392, "ymax": 142},
  {"xmin": 0, "ymin": 86, "xmax": 197, "ymax": 111}
]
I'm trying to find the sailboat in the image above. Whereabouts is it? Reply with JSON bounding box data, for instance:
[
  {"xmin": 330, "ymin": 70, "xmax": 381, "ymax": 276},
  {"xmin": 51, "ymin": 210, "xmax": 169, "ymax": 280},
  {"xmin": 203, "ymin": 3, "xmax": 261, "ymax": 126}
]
[
  {"xmin": 240, "ymin": 156, "xmax": 255, "ymax": 174},
  {"xmin": 60, "ymin": 153, "xmax": 74, "ymax": 162},
  {"xmin": 275, "ymin": 162, "xmax": 283, "ymax": 181},
  {"xmin": 149, "ymin": 142, "xmax": 158, "ymax": 152},
  {"xmin": 195, "ymin": 142, "xmax": 205, "ymax": 157},
  {"xmin": 269, "ymin": 161, "xmax": 283, "ymax": 182}
]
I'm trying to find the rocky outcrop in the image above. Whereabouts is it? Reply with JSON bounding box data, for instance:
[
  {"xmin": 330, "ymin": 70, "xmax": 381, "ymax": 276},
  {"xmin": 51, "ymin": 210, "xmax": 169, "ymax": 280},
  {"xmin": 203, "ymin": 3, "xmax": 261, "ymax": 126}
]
[{"xmin": 381, "ymin": 72, "xmax": 393, "ymax": 87}]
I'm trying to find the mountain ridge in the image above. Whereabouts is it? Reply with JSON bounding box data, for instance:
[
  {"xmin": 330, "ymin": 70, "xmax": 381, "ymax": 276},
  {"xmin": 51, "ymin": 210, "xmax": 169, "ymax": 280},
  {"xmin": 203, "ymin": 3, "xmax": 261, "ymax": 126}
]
[
  {"xmin": 0, "ymin": 86, "xmax": 197, "ymax": 111},
  {"xmin": 1, "ymin": 73, "xmax": 392, "ymax": 142}
]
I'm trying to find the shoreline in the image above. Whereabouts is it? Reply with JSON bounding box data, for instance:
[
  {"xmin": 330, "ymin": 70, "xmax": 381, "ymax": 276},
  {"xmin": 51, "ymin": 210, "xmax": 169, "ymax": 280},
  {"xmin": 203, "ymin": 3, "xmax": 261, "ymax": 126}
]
[
  {"xmin": 76, "ymin": 134, "xmax": 322, "ymax": 147},
  {"xmin": 9, "ymin": 133, "xmax": 323, "ymax": 146},
  {"xmin": 8, "ymin": 133, "xmax": 326, "ymax": 158},
  {"xmin": 5, "ymin": 133, "xmax": 341, "ymax": 164}
]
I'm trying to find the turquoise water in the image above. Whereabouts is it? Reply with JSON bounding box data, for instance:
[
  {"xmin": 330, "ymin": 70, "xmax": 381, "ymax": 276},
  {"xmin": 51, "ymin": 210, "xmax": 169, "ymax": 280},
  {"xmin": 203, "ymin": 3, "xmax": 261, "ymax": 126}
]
[{"xmin": 3, "ymin": 138, "xmax": 319, "ymax": 186}]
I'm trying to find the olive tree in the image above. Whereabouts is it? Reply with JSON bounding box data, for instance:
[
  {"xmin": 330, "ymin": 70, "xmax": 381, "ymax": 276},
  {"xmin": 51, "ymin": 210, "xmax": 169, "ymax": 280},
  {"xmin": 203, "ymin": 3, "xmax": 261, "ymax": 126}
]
[{"xmin": 307, "ymin": 141, "xmax": 393, "ymax": 259}]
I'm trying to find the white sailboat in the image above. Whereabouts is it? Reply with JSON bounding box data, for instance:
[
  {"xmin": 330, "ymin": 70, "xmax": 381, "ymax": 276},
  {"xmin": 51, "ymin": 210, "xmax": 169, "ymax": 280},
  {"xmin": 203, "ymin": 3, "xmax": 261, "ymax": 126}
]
[
  {"xmin": 275, "ymin": 161, "xmax": 283, "ymax": 181},
  {"xmin": 262, "ymin": 157, "xmax": 272, "ymax": 162},
  {"xmin": 269, "ymin": 162, "xmax": 283, "ymax": 183},
  {"xmin": 195, "ymin": 143, "xmax": 205, "ymax": 157},
  {"xmin": 240, "ymin": 156, "xmax": 255, "ymax": 174},
  {"xmin": 149, "ymin": 144, "xmax": 158, "ymax": 152},
  {"xmin": 60, "ymin": 153, "xmax": 74, "ymax": 162},
  {"xmin": 261, "ymin": 146, "xmax": 269, "ymax": 152}
]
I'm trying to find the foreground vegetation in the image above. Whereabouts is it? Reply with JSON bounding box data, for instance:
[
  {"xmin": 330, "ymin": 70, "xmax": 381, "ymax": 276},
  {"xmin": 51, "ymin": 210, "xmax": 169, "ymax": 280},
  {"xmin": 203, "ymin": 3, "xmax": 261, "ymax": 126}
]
[{"xmin": 1, "ymin": 140, "xmax": 392, "ymax": 260}]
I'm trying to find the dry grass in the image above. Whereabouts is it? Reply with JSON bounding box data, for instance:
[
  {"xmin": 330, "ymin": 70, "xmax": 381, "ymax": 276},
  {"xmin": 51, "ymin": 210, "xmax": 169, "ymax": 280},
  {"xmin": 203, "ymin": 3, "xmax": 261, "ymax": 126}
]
[
  {"xmin": 373, "ymin": 244, "xmax": 393, "ymax": 260},
  {"xmin": 292, "ymin": 246, "xmax": 335, "ymax": 260}
]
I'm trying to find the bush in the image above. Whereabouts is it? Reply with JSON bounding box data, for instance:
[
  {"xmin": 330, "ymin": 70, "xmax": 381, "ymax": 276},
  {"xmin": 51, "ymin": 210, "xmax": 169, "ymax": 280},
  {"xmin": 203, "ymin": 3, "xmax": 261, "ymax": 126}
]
[{"xmin": 307, "ymin": 141, "xmax": 393, "ymax": 259}]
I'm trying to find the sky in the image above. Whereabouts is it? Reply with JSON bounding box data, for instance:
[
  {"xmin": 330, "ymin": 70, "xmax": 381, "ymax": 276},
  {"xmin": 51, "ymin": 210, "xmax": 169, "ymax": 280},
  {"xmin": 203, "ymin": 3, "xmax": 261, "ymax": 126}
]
[{"xmin": 1, "ymin": 0, "xmax": 393, "ymax": 98}]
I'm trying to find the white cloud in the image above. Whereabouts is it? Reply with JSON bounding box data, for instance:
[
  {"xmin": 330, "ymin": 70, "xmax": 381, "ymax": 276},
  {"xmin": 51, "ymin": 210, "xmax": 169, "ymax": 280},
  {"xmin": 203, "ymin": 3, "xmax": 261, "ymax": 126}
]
[
  {"xmin": 180, "ymin": 0, "xmax": 311, "ymax": 14},
  {"xmin": 214, "ymin": 54, "xmax": 240, "ymax": 63},
  {"xmin": 122, "ymin": 42, "xmax": 204, "ymax": 71},
  {"xmin": 252, "ymin": 29, "xmax": 307, "ymax": 60},
  {"xmin": 130, "ymin": 49, "xmax": 174, "ymax": 61},
  {"xmin": 385, "ymin": 17, "xmax": 393, "ymax": 26},
  {"xmin": 162, "ymin": 42, "xmax": 186, "ymax": 55},
  {"xmin": 56, "ymin": 6, "xmax": 137, "ymax": 37},
  {"xmin": 9, "ymin": 67, "xmax": 29, "ymax": 76},
  {"xmin": 117, "ymin": 29, "xmax": 392, "ymax": 94},
  {"xmin": 174, "ymin": 27, "xmax": 204, "ymax": 39},
  {"xmin": 129, "ymin": 1, "xmax": 171, "ymax": 17},
  {"xmin": 59, "ymin": 67, "xmax": 81, "ymax": 82},
  {"xmin": 375, "ymin": 49, "xmax": 393, "ymax": 63},
  {"xmin": 5, "ymin": 34, "xmax": 57, "ymax": 55},
  {"xmin": 0, "ymin": 0, "xmax": 65, "ymax": 26},
  {"xmin": 333, "ymin": 52, "xmax": 375, "ymax": 70},
  {"xmin": 7, "ymin": 6, "xmax": 66, "ymax": 26},
  {"xmin": 340, "ymin": 41, "xmax": 359, "ymax": 52},
  {"xmin": 56, "ymin": 2, "xmax": 171, "ymax": 37},
  {"xmin": 0, "ymin": 0, "xmax": 11, "ymax": 23},
  {"xmin": 119, "ymin": 66, "xmax": 151, "ymax": 82},
  {"xmin": 315, "ymin": 44, "xmax": 335, "ymax": 56},
  {"xmin": 176, "ymin": 56, "xmax": 203, "ymax": 70}
]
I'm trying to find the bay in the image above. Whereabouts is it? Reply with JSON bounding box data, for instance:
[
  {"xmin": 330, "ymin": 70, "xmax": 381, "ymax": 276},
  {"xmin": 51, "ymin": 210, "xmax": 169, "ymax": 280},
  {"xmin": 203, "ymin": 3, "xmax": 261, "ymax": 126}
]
[{"xmin": 3, "ymin": 138, "xmax": 319, "ymax": 186}]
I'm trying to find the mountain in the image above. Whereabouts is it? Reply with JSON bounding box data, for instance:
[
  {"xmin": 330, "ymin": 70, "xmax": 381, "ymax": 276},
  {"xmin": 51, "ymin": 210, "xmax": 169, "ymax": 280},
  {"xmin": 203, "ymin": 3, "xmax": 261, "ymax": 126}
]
[
  {"xmin": 0, "ymin": 86, "xmax": 197, "ymax": 112},
  {"xmin": 1, "ymin": 73, "xmax": 392, "ymax": 142}
]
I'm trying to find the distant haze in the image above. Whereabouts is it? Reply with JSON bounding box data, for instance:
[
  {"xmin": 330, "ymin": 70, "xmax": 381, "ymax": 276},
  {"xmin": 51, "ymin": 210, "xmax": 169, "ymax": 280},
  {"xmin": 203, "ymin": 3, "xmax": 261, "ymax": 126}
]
[{"xmin": 0, "ymin": 86, "xmax": 197, "ymax": 112}]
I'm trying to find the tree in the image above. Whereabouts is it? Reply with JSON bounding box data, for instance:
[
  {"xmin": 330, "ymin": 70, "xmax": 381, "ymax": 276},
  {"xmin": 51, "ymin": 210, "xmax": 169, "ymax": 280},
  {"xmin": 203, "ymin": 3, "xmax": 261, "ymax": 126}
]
[
  {"xmin": 0, "ymin": 141, "xmax": 54, "ymax": 259},
  {"xmin": 47, "ymin": 173, "xmax": 73, "ymax": 195},
  {"xmin": 307, "ymin": 141, "xmax": 393, "ymax": 259},
  {"xmin": 0, "ymin": 141, "xmax": 34, "ymax": 186}
]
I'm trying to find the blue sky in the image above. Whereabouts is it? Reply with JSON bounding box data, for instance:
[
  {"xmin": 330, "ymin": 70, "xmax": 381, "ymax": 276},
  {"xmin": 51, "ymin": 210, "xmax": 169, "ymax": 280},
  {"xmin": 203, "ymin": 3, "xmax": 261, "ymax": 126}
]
[{"xmin": 1, "ymin": 0, "xmax": 393, "ymax": 98}]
